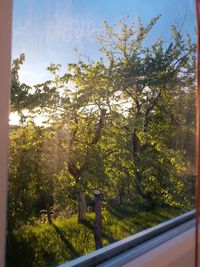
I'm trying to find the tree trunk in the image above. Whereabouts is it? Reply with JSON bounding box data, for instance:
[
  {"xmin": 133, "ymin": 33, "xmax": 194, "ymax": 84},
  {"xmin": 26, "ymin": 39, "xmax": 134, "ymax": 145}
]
[
  {"xmin": 78, "ymin": 192, "xmax": 87, "ymax": 223},
  {"xmin": 45, "ymin": 194, "xmax": 52, "ymax": 224},
  {"xmin": 94, "ymin": 190, "xmax": 103, "ymax": 250},
  {"xmin": 119, "ymin": 187, "xmax": 124, "ymax": 205},
  {"xmin": 46, "ymin": 203, "xmax": 52, "ymax": 224},
  {"xmin": 132, "ymin": 130, "xmax": 145, "ymax": 198}
]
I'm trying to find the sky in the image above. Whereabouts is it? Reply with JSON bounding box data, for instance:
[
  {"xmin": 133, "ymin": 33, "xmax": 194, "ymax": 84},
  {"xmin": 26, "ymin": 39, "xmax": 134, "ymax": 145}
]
[{"xmin": 12, "ymin": 0, "xmax": 196, "ymax": 86}]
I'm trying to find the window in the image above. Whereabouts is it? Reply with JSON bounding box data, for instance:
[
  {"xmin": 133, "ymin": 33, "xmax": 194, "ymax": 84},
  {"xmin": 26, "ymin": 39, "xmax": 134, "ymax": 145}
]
[{"xmin": 0, "ymin": 1, "xmax": 197, "ymax": 267}]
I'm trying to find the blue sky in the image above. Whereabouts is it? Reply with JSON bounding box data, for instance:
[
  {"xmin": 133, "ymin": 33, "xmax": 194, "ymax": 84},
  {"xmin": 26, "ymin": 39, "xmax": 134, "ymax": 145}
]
[{"xmin": 12, "ymin": 0, "xmax": 196, "ymax": 85}]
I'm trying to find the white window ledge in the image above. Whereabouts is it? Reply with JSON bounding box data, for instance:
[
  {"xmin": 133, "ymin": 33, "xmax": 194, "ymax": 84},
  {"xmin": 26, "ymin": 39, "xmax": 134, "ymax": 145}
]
[{"xmin": 59, "ymin": 210, "xmax": 195, "ymax": 267}]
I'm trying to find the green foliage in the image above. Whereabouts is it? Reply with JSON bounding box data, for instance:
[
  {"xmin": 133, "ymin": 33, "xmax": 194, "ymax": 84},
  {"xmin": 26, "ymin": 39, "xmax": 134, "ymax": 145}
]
[
  {"xmin": 8, "ymin": 126, "xmax": 53, "ymax": 229},
  {"xmin": 11, "ymin": 54, "xmax": 32, "ymax": 116}
]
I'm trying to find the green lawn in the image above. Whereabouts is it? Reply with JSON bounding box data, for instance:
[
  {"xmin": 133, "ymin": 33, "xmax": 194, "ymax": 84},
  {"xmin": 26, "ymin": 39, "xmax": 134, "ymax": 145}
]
[{"xmin": 6, "ymin": 202, "xmax": 189, "ymax": 267}]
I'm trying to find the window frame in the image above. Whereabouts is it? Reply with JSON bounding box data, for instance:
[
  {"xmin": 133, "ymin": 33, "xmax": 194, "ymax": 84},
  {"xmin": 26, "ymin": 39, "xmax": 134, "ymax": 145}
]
[
  {"xmin": 0, "ymin": 0, "xmax": 12, "ymax": 266},
  {"xmin": 0, "ymin": 1, "xmax": 199, "ymax": 266}
]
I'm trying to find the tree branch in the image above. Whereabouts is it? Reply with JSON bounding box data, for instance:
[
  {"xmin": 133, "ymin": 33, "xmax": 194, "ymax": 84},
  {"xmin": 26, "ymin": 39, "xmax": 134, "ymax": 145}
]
[{"xmin": 92, "ymin": 109, "xmax": 107, "ymax": 145}]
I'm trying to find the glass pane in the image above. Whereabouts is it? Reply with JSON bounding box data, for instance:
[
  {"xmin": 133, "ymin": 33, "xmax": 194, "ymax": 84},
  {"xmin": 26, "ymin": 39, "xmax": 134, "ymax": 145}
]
[{"xmin": 7, "ymin": 1, "xmax": 196, "ymax": 266}]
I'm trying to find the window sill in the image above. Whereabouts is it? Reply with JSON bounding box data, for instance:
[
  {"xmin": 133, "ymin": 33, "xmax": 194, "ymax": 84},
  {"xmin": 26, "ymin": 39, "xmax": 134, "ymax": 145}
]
[{"xmin": 59, "ymin": 210, "xmax": 195, "ymax": 267}]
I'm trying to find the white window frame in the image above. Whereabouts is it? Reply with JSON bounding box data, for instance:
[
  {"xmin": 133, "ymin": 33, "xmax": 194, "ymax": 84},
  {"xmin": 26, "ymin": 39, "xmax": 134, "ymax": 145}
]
[{"xmin": 0, "ymin": 0, "xmax": 12, "ymax": 266}]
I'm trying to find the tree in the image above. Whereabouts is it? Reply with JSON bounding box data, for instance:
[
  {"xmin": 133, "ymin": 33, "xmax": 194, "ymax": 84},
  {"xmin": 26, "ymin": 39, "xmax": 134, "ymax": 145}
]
[
  {"xmin": 10, "ymin": 54, "xmax": 32, "ymax": 123},
  {"xmin": 8, "ymin": 125, "xmax": 54, "ymax": 229},
  {"xmin": 91, "ymin": 16, "xmax": 195, "ymax": 205},
  {"xmin": 51, "ymin": 16, "xmax": 194, "ymax": 208},
  {"xmin": 9, "ymin": 16, "xmax": 195, "ymax": 224}
]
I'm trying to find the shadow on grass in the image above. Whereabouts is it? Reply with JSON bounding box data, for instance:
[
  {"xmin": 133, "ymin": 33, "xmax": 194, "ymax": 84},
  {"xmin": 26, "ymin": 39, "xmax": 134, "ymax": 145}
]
[
  {"xmin": 82, "ymin": 219, "xmax": 94, "ymax": 230},
  {"xmin": 107, "ymin": 203, "xmax": 137, "ymax": 220},
  {"xmin": 52, "ymin": 224, "xmax": 80, "ymax": 258},
  {"xmin": 82, "ymin": 219, "xmax": 117, "ymax": 244},
  {"xmin": 102, "ymin": 231, "xmax": 118, "ymax": 244}
]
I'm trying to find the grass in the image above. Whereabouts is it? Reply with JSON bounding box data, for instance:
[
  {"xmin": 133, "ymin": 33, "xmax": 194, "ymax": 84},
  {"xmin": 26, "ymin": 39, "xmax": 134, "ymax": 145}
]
[{"xmin": 6, "ymin": 202, "xmax": 189, "ymax": 267}]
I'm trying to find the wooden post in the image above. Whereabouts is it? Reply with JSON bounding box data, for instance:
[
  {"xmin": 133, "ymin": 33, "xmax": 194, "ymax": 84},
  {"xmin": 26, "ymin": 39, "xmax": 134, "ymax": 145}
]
[{"xmin": 94, "ymin": 190, "xmax": 103, "ymax": 250}]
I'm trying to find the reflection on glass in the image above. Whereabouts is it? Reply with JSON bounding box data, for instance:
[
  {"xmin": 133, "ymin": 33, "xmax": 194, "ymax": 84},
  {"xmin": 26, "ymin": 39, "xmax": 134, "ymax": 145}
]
[{"xmin": 7, "ymin": 1, "xmax": 196, "ymax": 266}]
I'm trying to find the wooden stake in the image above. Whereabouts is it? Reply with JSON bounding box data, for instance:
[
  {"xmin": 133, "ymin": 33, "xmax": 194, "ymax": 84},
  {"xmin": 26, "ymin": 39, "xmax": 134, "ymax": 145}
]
[{"xmin": 94, "ymin": 190, "xmax": 103, "ymax": 250}]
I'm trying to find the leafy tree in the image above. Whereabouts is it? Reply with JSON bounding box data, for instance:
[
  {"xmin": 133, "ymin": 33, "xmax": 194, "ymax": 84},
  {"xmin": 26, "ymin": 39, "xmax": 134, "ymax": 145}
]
[
  {"xmin": 9, "ymin": 16, "xmax": 195, "ymax": 225},
  {"xmin": 8, "ymin": 125, "xmax": 53, "ymax": 229},
  {"xmin": 46, "ymin": 16, "xmax": 194, "ymax": 208},
  {"xmin": 10, "ymin": 54, "xmax": 32, "ymax": 123}
]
